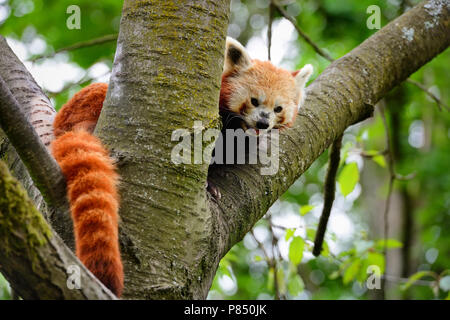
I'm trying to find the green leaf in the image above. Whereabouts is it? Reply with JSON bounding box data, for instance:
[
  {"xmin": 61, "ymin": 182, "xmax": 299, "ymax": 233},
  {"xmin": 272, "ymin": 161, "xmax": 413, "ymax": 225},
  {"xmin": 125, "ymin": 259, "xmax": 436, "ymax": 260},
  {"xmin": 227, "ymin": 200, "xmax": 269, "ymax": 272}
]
[
  {"xmin": 343, "ymin": 258, "xmax": 362, "ymax": 285},
  {"xmin": 277, "ymin": 268, "xmax": 286, "ymax": 295},
  {"xmin": 306, "ymin": 228, "xmax": 316, "ymax": 241},
  {"xmin": 289, "ymin": 236, "xmax": 305, "ymax": 266},
  {"xmin": 300, "ymin": 204, "xmax": 315, "ymax": 216},
  {"xmin": 329, "ymin": 270, "xmax": 340, "ymax": 280},
  {"xmin": 364, "ymin": 150, "xmax": 379, "ymax": 156},
  {"xmin": 338, "ymin": 162, "xmax": 359, "ymax": 196},
  {"xmin": 339, "ymin": 141, "xmax": 353, "ymax": 167},
  {"xmin": 367, "ymin": 252, "xmax": 385, "ymax": 275},
  {"xmin": 375, "ymin": 239, "xmax": 403, "ymax": 250},
  {"xmin": 285, "ymin": 228, "xmax": 295, "ymax": 241},
  {"xmin": 254, "ymin": 255, "xmax": 263, "ymax": 262},
  {"xmin": 322, "ymin": 240, "xmax": 330, "ymax": 257},
  {"xmin": 338, "ymin": 248, "xmax": 356, "ymax": 258},
  {"xmin": 220, "ymin": 265, "xmax": 232, "ymax": 278},
  {"xmin": 0, "ymin": 273, "xmax": 11, "ymax": 300},
  {"xmin": 268, "ymin": 267, "xmax": 274, "ymax": 291},
  {"xmin": 288, "ymin": 274, "xmax": 304, "ymax": 296},
  {"xmin": 372, "ymin": 155, "xmax": 386, "ymax": 168}
]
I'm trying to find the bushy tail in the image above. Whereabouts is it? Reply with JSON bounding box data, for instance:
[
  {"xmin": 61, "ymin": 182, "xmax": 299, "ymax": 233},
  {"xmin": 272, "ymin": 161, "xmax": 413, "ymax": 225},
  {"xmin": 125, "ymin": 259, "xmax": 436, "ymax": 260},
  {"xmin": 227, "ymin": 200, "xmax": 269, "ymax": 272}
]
[{"xmin": 51, "ymin": 83, "xmax": 123, "ymax": 297}]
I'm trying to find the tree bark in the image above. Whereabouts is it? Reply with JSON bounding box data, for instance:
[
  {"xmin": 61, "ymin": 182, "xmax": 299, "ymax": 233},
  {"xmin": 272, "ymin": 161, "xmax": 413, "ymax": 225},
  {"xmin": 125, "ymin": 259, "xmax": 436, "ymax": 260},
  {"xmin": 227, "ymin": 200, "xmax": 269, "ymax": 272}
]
[{"xmin": 0, "ymin": 0, "xmax": 448, "ymax": 299}]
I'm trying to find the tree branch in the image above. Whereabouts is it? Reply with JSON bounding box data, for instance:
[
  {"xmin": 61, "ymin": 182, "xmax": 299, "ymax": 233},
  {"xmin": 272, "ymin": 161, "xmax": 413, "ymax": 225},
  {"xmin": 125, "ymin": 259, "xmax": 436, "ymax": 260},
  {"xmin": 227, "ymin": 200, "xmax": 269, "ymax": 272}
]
[
  {"xmin": 313, "ymin": 134, "xmax": 342, "ymax": 256},
  {"xmin": 405, "ymin": 78, "xmax": 450, "ymax": 111},
  {"xmin": 209, "ymin": 0, "xmax": 449, "ymax": 262},
  {"xmin": 0, "ymin": 76, "xmax": 67, "ymax": 209},
  {"xmin": 272, "ymin": 0, "xmax": 334, "ymax": 62},
  {"xmin": 0, "ymin": 161, "xmax": 115, "ymax": 299},
  {"xmin": 0, "ymin": 36, "xmax": 74, "ymax": 248},
  {"xmin": 29, "ymin": 34, "xmax": 118, "ymax": 63}
]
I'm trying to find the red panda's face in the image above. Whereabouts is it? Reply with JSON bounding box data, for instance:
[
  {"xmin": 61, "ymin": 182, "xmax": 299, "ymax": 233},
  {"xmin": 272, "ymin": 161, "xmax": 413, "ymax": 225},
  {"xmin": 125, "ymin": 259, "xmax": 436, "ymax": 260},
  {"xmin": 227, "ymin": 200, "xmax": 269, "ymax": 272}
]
[{"xmin": 220, "ymin": 37, "xmax": 313, "ymax": 132}]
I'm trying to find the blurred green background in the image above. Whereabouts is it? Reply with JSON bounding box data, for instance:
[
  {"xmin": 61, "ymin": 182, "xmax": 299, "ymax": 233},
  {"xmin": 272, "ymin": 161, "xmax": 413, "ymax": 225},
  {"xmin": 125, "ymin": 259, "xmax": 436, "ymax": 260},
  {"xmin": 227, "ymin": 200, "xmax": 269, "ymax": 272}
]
[{"xmin": 0, "ymin": 0, "xmax": 449, "ymax": 300}]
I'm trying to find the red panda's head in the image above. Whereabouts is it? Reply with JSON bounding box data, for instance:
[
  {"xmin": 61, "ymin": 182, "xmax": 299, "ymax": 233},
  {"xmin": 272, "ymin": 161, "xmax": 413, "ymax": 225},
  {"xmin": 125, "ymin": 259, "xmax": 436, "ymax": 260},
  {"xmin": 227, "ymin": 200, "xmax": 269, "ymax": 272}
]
[{"xmin": 220, "ymin": 37, "xmax": 313, "ymax": 131}]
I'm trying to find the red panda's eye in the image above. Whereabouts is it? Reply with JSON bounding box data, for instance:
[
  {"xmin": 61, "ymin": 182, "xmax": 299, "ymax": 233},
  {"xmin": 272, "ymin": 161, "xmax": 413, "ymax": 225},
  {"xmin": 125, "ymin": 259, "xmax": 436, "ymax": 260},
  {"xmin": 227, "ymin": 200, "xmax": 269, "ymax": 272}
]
[
  {"xmin": 274, "ymin": 106, "xmax": 283, "ymax": 113},
  {"xmin": 251, "ymin": 98, "xmax": 259, "ymax": 107}
]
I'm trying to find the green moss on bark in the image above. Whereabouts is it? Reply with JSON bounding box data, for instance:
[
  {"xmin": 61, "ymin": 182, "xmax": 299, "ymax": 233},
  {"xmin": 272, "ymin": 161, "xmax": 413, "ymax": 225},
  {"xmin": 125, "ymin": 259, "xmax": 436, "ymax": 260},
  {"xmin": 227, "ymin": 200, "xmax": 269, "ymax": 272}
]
[{"xmin": 0, "ymin": 161, "xmax": 52, "ymax": 265}]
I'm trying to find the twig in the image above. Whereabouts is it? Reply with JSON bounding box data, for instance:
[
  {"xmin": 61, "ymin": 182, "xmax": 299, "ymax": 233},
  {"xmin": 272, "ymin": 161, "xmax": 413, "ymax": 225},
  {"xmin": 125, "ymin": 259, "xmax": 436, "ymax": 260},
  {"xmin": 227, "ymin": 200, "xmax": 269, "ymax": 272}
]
[
  {"xmin": 379, "ymin": 102, "xmax": 396, "ymax": 298},
  {"xmin": 272, "ymin": 0, "xmax": 334, "ymax": 62},
  {"xmin": 250, "ymin": 229, "xmax": 282, "ymax": 299},
  {"xmin": 250, "ymin": 230, "xmax": 271, "ymax": 262},
  {"xmin": 29, "ymin": 34, "xmax": 118, "ymax": 62},
  {"xmin": 313, "ymin": 135, "xmax": 342, "ymax": 256},
  {"xmin": 383, "ymin": 274, "xmax": 433, "ymax": 286},
  {"xmin": 268, "ymin": 3, "xmax": 274, "ymax": 61},
  {"xmin": 405, "ymin": 79, "xmax": 450, "ymax": 112},
  {"xmin": 46, "ymin": 70, "xmax": 111, "ymax": 98}
]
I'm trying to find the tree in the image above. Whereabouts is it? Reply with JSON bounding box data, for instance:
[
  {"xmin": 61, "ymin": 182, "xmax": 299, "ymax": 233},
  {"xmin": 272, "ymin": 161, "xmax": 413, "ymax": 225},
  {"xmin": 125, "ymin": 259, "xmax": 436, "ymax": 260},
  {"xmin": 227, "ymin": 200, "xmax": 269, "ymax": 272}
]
[{"xmin": 0, "ymin": 0, "xmax": 449, "ymax": 299}]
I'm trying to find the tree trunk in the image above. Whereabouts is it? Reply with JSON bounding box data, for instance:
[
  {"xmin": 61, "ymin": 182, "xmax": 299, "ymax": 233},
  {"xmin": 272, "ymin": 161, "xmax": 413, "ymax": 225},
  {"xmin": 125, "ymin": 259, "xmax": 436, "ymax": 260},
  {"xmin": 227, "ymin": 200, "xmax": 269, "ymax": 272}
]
[{"xmin": 94, "ymin": 0, "xmax": 231, "ymax": 299}]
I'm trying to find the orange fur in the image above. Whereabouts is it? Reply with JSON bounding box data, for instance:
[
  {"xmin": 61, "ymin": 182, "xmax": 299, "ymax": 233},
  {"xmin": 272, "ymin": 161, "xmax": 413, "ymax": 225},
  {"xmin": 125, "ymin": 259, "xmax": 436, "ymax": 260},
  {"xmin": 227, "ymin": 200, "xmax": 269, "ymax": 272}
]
[{"xmin": 51, "ymin": 83, "xmax": 124, "ymax": 297}]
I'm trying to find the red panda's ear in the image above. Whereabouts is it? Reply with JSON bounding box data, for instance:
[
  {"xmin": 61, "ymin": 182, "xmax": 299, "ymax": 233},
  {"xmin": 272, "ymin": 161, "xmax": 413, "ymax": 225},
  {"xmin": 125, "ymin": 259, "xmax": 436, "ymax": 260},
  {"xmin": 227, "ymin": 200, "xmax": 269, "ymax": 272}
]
[
  {"xmin": 223, "ymin": 37, "xmax": 252, "ymax": 74},
  {"xmin": 293, "ymin": 64, "xmax": 313, "ymax": 90}
]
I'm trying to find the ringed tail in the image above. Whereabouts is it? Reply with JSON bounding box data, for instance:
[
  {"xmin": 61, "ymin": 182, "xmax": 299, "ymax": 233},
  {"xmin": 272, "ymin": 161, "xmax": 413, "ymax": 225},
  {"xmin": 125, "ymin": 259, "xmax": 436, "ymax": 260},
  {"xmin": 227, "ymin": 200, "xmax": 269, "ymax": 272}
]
[{"xmin": 51, "ymin": 83, "xmax": 124, "ymax": 297}]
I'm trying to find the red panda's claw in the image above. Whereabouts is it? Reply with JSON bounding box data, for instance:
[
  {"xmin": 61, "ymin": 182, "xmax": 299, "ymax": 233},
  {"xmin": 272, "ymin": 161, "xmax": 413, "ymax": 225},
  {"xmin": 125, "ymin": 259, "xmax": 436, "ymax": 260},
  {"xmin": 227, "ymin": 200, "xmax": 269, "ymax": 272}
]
[{"xmin": 206, "ymin": 180, "xmax": 222, "ymax": 200}]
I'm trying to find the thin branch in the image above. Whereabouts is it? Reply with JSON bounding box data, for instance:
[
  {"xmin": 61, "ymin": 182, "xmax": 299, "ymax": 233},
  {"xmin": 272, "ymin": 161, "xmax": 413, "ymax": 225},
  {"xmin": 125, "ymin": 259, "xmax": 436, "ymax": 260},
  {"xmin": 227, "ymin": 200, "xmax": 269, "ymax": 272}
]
[
  {"xmin": 272, "ymin": 0, "xmax": 334, "ymax": 62},
  {"xmin": 29, "ymin": 34, "xmax": 118, "ymax": 62},
  {"xmin": 250, "ymin": 230, "xmax": 271, "ymax": 262},
  {"xmin": 405, "ymin": 78, "xmax": 450, "ymax": 112},
  {"xmin": 379, "ymin": 102, "xmax": 396, "ymax": 298},
  {"xmin": 383, "ymin": 274, "xmax": 434, "ymax": 287},
  {"xmin": 250, "ymin": 229, "xmax": 282, "ymax": 299},
  {"xmin": 267, "ymin": 2, "xmax": 274, "ymax": 61},
  {"xmin": 46, "ymin": 70, "xmax": 111, "ymax": 98},
  {"xmin": 313, "ymin": 135, "xmax": 342, "ymax": 256}
]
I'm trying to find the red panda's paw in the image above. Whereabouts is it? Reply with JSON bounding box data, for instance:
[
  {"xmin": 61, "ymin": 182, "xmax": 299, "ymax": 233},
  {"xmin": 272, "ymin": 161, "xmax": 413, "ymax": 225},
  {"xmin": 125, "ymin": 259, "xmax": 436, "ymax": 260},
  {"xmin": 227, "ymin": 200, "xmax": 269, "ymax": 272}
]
[{"xmin": 206, "ymin": 179, "xmax": 221, "ymax": 200}]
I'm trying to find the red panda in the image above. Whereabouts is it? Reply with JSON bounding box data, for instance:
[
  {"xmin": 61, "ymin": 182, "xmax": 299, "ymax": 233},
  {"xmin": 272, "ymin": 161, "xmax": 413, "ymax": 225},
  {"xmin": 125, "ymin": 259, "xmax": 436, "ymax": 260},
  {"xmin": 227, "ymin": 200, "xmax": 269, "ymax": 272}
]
[{"xmin": 50, "ymin": 37, "xmax": 312, "ymax": 297}]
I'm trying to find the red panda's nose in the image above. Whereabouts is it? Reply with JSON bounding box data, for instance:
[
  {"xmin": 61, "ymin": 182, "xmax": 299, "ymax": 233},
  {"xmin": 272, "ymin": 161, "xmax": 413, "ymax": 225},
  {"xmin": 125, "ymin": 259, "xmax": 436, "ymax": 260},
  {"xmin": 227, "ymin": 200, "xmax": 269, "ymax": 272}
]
[{"xmin": 256, "ymin": 120, "xmax": 269, "ymax": 129}]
